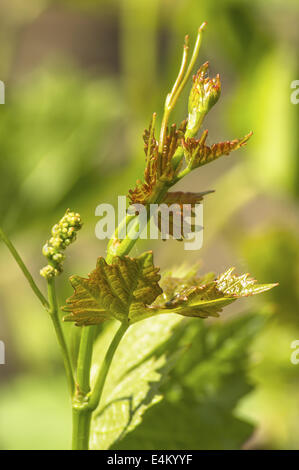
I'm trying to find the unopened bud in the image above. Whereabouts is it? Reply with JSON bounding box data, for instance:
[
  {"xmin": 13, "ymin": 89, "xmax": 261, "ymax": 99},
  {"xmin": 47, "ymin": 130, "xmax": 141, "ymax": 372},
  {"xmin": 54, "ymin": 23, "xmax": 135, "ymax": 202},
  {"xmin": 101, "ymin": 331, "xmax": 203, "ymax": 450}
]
[
  {"xmin": 40, "ymin": 265, "xmax": 59, "ymax": 280},
  {"xmin": 187, "ymin": 62, "xmax": 221, "ymax": 135}
]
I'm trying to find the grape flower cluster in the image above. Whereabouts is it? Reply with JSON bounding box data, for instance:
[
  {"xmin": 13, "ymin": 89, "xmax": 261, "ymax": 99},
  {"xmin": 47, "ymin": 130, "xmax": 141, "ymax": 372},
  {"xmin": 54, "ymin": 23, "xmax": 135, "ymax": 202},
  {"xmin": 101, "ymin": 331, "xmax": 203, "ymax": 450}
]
[{"xmin": 40, "ymin": 209, "xmax": 82, "ymax": 279}]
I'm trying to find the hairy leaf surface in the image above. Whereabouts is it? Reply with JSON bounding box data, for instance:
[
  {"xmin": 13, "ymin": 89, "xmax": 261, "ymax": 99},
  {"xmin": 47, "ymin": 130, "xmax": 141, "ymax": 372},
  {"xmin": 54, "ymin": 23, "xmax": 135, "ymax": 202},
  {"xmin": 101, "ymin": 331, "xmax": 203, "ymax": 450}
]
[
  {"xmin": 63, "ymin": 251, "xmax": 162, "ymax": 325},
  {"xmin": 155, "ymin": 267, "xmax": 277, "ymax": 319},
  {"xmin": 64, "ymin": 259, "xmax": 276, "ymax": 326}
]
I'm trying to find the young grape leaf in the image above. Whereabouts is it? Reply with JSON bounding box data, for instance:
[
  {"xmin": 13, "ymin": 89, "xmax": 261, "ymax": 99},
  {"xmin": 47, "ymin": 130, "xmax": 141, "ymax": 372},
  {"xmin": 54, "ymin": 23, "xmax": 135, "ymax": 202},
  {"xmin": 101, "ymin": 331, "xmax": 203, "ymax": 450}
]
[
  {"xmin": 62, "ymin": 251, "xmax": 162, "ymax": 325},
  {"xmin": 154, "ymin": 267, "xmax": 277, "ymax": 319},
  {"xmin": 163, "ymin": 191, "xmax": 214, "ymax": 205},
  {"xmin": 182, "ymin": 131, "xmax": 253, "ymax": 170},
  {"xmin": 152, "ymin": 191, "xmax": 212, "ymax": 240},
  {"xmin": 89, "ymin": 314, "xmax": 186, "ymax": 450},
  {"xmin": 128, "ymin": 118, "xmax": 186, "ymax": 205},
  {"xmin": 63, "ymin": 258, "xmax": 277, "ymax": 326}
]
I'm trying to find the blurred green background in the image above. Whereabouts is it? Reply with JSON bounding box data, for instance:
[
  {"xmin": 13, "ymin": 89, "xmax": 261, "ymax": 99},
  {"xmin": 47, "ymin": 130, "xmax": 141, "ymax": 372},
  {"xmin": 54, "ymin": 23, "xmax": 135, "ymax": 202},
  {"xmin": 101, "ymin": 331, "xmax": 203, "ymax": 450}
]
[{"xmin": 0, "ymin": 0, "xmax": 298, "ymax": 450}]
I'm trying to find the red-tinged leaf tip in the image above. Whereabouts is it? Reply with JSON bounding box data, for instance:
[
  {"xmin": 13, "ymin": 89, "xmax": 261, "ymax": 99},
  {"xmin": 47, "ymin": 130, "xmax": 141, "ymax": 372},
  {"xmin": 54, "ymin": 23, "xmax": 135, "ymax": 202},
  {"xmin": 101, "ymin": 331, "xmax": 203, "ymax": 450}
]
[{"xmin": 182, "ymin": 130, "xmax": 254, "ymax": 170}]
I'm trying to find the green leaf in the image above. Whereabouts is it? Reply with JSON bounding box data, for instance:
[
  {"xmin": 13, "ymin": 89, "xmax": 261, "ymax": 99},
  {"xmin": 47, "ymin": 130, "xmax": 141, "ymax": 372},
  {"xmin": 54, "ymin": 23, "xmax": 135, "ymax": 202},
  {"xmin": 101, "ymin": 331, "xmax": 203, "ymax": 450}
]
[
  {"xmin": 216, "ymin": 267, "xmax": 278, "ymax": 296},
  {"xmin": 89, "ymin": 314, "xmax": 185, "ymax": 450},
  {"xmin": 62, "ymin": 251, "xmax": 162, "ymax": 325},
  {"xmin": 64, "ymin": 258, "xmax": 277, "ymax": 326},
  {"xmin": 155, "ymin": 267, "xmax": 277, "ymax": 319},
  {"xmin": 113, "ymin": 313, "xmax": 265, "ymax": 450},
  {"xmin": 113, "ymin": 398, "xmax": 254, "ymax": 450}
]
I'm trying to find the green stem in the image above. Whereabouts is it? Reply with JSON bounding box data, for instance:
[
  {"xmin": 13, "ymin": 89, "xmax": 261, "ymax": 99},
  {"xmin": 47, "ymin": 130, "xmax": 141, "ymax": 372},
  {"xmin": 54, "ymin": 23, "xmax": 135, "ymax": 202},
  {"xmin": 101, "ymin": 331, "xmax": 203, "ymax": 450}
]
[
  {"xmin": 72, "ymin": 24, "xmax": 207, "ymax": 449},
  {"xmin": 87, "ymin": 322, "xmax": 129, "ymax": 412},
  {"xmin": 0, "ymin": 227, "xmax": 49, "ymax": 310},
  {"xmin": 76, "ymin": 326, "xmax": 96, "ymax": 396},
  {"xmin": 106, "ymin": 181, "xmax": 170, "ymax": 262},
  {"xmin": 171, "ymin": 124, "xmax": 202, "ymax": 171},
  {"xmin": 47, "ymin": 279, "xmax": 75, "ymax": 396},
  {"xmin": 158, "ymin": 23, "xmax": 206, "ymax": 153},
  {"xmin": 72, "ymin": 322, "xmax": 128, "ymax": 450},
  {"xmin": 171, "ymin": 22, "xmax": 207, "ymax": 111},
  {"xmin": 73, "ymin": 210, "xmax": 137, "ymax": 448},
  {"xmin": 0, "ymin": 228, "xmax": 75, "ymax": 399},
  {"xmin": 72, "ymin": 408, "xmax": 92, "ymax": 451},
  {"xmin": 175, "ymin": 165, "xmax": 191, "ymax": 182}
]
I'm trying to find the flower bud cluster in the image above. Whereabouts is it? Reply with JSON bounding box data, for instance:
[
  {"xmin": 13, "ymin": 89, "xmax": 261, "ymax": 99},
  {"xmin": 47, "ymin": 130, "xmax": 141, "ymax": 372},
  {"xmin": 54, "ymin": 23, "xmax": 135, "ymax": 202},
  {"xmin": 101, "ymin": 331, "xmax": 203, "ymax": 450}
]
[{"xmin": 40, "ymin": 209, "xmax": 82, "ymax": 279}]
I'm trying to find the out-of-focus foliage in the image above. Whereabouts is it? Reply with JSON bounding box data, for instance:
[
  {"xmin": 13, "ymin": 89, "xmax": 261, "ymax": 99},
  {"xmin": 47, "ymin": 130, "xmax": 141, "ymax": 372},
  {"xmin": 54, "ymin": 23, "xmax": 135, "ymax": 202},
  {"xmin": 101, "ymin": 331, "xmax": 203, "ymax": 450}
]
[
  {"xmin": 0, "ymin": 375, "xmax": 70, "ymax": 450},
  {"xmin": 237, "ymin": 229, "xmax": 299, "ymax": 449},
  {"xmin": 0, "ymin": 69, "xmax": 124, "ymax": 230},
  {"xmin": 0, "ymin": 0, "xmax": 298, "ymax": 450}
]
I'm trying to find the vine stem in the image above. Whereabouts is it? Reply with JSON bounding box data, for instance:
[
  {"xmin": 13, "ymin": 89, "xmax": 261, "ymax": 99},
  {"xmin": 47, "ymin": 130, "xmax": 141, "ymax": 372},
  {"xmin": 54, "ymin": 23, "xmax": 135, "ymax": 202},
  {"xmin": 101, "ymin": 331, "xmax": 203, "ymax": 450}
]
[
  {"xmin": 158, "ymin": 22, "xmax": 206, "ymax": 154},
  {"xmin": 47, "ymin": 278, "xmax": 75, "ymax": 396},
  {"xmin": 76, "ymin": 326, "xmax": 96, "ymax": 396},
  {"xmin": 72, "ymin": 322, "xmax": 129, "ymax": 450},
  {"xmin": 73, "ymin": 24, "xmax": 206, "ymax": 450},
  {"xmin": 0, "ymin": 227, "xmax": 49, "ymax": 310},
  {"xmin": 72, "ymin": 407, "xmax": 92, "ymax": 451},
  {"xmin": 0, "ymin": 227, "xmax": 75, "ymax": 396},
  {"xmin": 71, "ymin": 182, "xmax": 168, "ymax": 450},
  {"xmin": 88, "ymin": 322, "xmax": 129, "ymax": 411}
]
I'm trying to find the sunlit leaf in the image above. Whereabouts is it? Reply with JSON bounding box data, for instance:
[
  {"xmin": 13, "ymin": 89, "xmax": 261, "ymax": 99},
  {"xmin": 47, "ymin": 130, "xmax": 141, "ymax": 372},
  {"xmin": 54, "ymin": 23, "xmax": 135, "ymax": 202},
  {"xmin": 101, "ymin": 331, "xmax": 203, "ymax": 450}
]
[
  {"xmin": 63, "ymin": 251, "xmax": 162, "ymax": 325},
  {"xmin": 90, "ymin": 314, "xmax": 185, "ymax": 450},
  {"xmin": 64, "ymin": 258, "xmax": 277, "ymax": 326},
  {"xmin": 113, "ymin": 313, "xmax": 265, "ymax": 450},
  {"xmin": 155, "ymin": 267, "xmax": 277, "ymax": 319}
]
